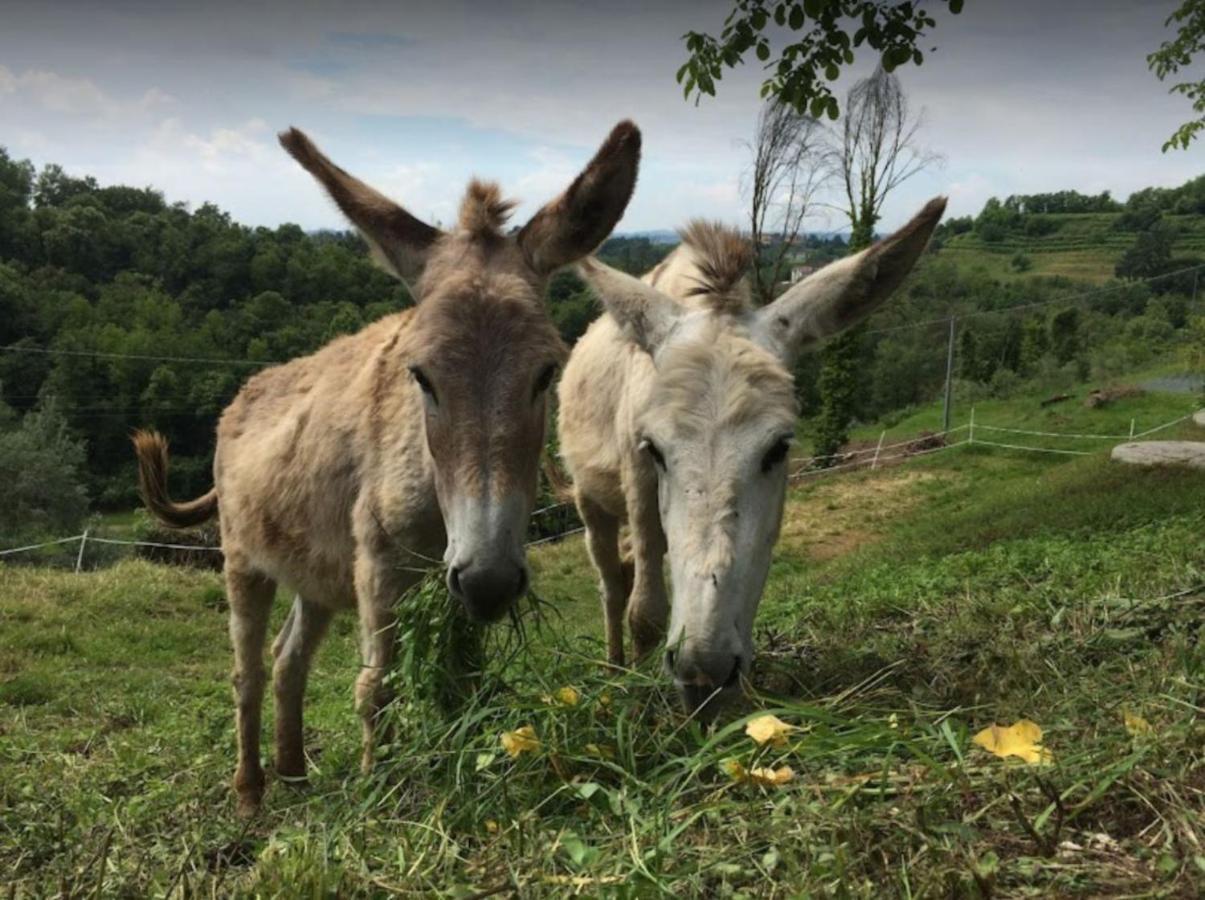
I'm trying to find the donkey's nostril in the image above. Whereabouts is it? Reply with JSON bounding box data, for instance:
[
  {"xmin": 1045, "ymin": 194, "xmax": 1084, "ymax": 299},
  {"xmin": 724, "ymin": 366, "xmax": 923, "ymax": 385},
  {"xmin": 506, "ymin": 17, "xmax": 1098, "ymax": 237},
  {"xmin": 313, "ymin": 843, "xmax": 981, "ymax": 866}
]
[
  {"xmin": 665, "ymin": 648, "xmax": 677, "ymax": 671},
  {"xmin": 725, "ymin": 656, "xmax": 742, "ymax": 689},
  {"xmin": 448, "ymin": 565, "xmax": 464, "ymax": 597}
]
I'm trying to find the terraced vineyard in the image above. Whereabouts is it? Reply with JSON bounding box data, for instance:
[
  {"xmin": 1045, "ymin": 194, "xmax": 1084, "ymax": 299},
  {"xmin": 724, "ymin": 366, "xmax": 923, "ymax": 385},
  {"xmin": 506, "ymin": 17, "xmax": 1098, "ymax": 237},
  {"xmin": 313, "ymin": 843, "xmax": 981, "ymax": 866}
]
[{"xmin": 940, "ymin": 212, "xmax": 1205, "ymax": 282}]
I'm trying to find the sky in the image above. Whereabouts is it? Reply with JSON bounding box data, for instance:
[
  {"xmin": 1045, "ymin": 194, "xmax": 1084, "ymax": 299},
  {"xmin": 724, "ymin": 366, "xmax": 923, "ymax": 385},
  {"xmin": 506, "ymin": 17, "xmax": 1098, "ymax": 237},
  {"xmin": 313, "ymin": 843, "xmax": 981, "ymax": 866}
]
[{"xmin": 1, "ymin": 0, "xmax": 1201, "ymax": 234}]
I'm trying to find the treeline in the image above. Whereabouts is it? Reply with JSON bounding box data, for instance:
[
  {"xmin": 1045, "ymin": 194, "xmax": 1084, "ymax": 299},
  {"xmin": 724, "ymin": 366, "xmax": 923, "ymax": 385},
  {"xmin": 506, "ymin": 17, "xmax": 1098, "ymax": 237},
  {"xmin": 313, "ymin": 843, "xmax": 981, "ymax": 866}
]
[
  {"xmin": 936, "ymin": 175, "xmax": 1205, "ymax": 246},
  {"xmin": 0, "ymin": 147, "xmax": 674, "ymax": 517},
  {"xmin": 0, "ymin": 146, "xmax": 1201, "ymax": 541}
]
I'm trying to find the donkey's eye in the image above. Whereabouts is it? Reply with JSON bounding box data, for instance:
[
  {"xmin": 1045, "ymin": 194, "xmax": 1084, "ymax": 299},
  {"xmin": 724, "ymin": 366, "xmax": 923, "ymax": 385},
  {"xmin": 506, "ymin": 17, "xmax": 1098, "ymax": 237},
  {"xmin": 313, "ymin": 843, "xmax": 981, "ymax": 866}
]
[
  {"xmin": 532, "ymin": 363, "xmax": 558, "ymax": 400},
  {"xmin": 761, "ymin": 437, "xmax": 791, "ymax": 473},
  {"xmin": 409, "ymin": 366, "xmax": 438, "ymax": 404},
  {"xmin": 642, "ymin": 439, "xmax": 667, "ymax": 470}
]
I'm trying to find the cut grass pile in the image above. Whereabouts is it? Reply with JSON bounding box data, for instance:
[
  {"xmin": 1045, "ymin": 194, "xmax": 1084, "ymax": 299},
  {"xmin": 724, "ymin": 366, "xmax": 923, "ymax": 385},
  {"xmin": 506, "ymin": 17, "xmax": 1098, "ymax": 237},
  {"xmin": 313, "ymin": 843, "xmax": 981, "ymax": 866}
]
[{"xmin": 2, "ymin": 393, "xmax": 1203, "ymax": 896}]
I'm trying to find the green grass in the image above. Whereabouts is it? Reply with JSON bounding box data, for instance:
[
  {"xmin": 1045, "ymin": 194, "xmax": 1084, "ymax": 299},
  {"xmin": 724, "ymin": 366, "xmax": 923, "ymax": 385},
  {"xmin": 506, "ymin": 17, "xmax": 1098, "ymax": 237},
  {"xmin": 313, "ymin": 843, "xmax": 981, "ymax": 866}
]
[{"xmin": 2, "ymin": 391, "xmax": 1204, "ymax": 896}]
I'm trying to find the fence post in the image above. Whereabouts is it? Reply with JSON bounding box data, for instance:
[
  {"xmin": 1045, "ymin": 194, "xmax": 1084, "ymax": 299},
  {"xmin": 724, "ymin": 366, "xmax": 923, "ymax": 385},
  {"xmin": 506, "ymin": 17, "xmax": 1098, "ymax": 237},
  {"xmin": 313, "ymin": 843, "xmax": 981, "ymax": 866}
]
[
  {"xmin": 75, "ymin": 529, "xmax": 89, "ymax": 573},
  {"xmin": 942, "ymin": 317, "xmax": 956, "ymax": 433},
  {"xmin": 871, "ymin": 430, "xmax": 886, "ymax": 470},
  {"xmin": 1129, "ymin": 418, "xmax": 1135, "ymax": 439},
  {"xmin": 969, "ymin": 406, "xmax": 976, "ymax": 445}
]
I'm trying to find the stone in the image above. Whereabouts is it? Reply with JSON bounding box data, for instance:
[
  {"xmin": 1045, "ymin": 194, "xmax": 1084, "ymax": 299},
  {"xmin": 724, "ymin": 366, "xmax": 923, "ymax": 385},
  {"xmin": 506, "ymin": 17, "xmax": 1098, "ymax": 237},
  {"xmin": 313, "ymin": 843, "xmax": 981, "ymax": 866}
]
[
  {"xmin": 1111, "ymin": 441, "xmax": 1205, "ymax": 470},
  {"xmin": 1194, "ymin": 410, "xmax": 1205, "ymax": 427}
]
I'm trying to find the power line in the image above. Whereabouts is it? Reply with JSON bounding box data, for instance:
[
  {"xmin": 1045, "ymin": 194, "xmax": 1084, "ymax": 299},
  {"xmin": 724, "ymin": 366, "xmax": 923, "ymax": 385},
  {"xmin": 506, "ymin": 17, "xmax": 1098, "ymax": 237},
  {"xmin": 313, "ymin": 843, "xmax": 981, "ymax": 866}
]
[{"xmin": 0, "ymin": 343, "xmax": 273, "ymax": 368}]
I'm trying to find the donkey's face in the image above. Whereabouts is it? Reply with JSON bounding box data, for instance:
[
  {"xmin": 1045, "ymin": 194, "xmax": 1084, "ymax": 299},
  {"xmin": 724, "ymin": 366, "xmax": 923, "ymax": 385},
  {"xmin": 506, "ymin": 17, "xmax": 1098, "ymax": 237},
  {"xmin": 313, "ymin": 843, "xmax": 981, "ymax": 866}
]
[
  {"xmin": 580, "ymin": 198, "xmax": 946, "ymax": 714},
  {"xmin": 281, "ymin": 122, "xmax": 642, "ymax": 622},
  {"xmin": 638, "ymin": 319, "xmax": 797, "ymax": 708}
]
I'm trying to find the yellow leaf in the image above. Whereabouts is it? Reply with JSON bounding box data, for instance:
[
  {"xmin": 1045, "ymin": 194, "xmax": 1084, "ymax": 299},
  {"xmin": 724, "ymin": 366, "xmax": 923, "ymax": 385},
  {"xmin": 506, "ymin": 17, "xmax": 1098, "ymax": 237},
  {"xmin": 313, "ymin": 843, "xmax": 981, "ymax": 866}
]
[
  {"xmin": 556, "ymin": 686, "xmax": 581, "ymax": 707},
  {"xmin": 485, "ymin": 819, "xmax": 500, "ymax": 834},
  {"xmin": 745, "ymin": 714, "xmax": 794, "ymax": 747},
  {"xmin": 972, "ymin": 719, "xmax": 1053, "ymax": 765},
  {"xmin": 722, "ymin": 758, "xmax": 794, "ymax": 787},
  {"xmin": 1122, "ymin": 709, "xmax": 1154, "ymax": 737},
  {"xmin": 721, "ymin": 758, "xmax": 748, "ymax": 781},
  {"xmin": 500, "ymin": 725, "xmax": 540, "ymax": 759},
  {"xmin": 749, "ymin": 765, "xmax": 795, "ymax": 786},
  {"xmin": 584, "ymin": 743, "xmax": 615, "ymax": 759}
]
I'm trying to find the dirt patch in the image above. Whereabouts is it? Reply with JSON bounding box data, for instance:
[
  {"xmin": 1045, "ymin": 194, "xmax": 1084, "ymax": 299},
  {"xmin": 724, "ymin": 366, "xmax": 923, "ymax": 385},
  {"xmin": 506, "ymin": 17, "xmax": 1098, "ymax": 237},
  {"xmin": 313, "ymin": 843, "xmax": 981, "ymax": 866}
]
[{"xmin": 780, "ymin": 470, "xmax": 943, "ymax": 563}]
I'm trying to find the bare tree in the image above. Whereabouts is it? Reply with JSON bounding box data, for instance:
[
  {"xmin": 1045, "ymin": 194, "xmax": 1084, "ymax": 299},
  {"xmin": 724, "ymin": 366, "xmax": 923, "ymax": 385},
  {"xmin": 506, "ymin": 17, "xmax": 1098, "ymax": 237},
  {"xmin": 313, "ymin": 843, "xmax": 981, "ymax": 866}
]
[
  {"xmin": 835, "ymin": 66, "xmax": 942, "ymax": 249},
  {"xmin": 744, "ymin": 100, "xmax": 832, "ymax": 304},
  {"xmin": 814, "ymin": 67, "xmax": 941, "ymax": 464}
]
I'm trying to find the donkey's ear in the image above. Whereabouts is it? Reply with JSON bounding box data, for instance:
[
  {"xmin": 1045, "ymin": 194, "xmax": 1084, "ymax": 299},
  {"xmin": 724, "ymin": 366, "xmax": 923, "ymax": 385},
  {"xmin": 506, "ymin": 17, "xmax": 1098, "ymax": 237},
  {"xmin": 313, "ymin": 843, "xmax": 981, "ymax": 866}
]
[
  {"xmin": 517, "ymin": 121, "xmax": 641, "ymax": 276},
  {"xmin": 754, "ymin": 196, "xmax": 946, "ymax": 362},
  {"xmin": 577, "ymin": 258, "xmax": 680, "ymax": 355},
  {"xmin": 279, "ymin": 127, "xmax": 442, "ymax": 285}
]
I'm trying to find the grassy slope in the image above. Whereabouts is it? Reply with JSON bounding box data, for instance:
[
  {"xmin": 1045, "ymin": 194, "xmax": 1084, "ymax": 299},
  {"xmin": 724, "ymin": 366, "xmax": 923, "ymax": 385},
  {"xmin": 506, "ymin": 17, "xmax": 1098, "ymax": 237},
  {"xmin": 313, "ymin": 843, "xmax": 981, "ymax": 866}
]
[
  {"xmin": 940, "ymin": 212, "xmax": 1205, "ymax": 283},
  {"xmin": 2, "ymin": 391, "xmax": 1203, "ymax": 896}
]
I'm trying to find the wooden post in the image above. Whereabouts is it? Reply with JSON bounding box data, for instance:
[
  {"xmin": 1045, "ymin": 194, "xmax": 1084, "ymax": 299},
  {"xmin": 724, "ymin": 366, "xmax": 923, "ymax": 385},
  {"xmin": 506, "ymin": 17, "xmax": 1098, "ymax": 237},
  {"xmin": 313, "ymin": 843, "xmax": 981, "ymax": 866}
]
[
  {"xmin": 75, "ymin": 529, "xmax": 89, "ymax": 573},
  {"xmin": 969, "ymin": 406, "xmax": 976, "ymax": 445},
  {"xmin": 942, "ymin": 317, "xmax": 956, "ymax": 433},
  {"xmin": 1129, "ymin": 418, "xmax": 1135, "ymax": 439},
  {"xmin": 871, "ymin": 430, "xmax": 886, "ymax": 470}
]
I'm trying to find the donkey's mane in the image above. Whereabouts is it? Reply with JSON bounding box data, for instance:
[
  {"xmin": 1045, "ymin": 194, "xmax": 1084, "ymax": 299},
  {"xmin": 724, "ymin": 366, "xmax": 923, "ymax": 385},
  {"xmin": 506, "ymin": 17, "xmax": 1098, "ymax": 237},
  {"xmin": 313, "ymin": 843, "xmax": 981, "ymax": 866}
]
[
  {"xmin": 676, "ymin": 220, "xmax": 755, "ymax": 315},
  {"xmin": 458, "ymin": 179, "xmax": 517, "ymax": 237}
]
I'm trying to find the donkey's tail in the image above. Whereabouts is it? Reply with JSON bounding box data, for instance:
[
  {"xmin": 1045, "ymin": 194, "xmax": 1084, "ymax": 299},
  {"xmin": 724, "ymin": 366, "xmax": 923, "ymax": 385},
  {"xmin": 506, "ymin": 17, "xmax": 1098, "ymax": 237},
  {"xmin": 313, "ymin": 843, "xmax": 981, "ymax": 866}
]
[
  {"xmin": 132, "ymin": 430, "xmax": 219, "ymax": 529},
  {"xmin": 541, "ymin": 453, "xmax": 575, "ymax": 504}
]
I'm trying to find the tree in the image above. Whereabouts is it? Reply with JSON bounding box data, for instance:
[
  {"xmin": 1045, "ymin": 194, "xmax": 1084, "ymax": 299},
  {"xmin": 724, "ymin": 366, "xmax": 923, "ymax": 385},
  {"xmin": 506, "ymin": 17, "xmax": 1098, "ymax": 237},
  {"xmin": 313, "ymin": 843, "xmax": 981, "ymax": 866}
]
[
  {"xmin": 678, "ymin": 0, "xmax": 964, "ymax": 118},
  {"xmin": 1115, "ymin": 223, "xmax": 1175, "ymax": 281},
  {"xmin": 0, "ymin": 396, "xmax": 89, "ymax": 544},
  {"xmin": 813, "ymin": 67, "xmax": 940, "ymax": 462},
  {"xmin": 1148, "ymin": 0, "xmax": 1205, "ymax": 151},
  {"xmin": 744, "ymin": 99, "xmax": 832, "ymax": 303}
]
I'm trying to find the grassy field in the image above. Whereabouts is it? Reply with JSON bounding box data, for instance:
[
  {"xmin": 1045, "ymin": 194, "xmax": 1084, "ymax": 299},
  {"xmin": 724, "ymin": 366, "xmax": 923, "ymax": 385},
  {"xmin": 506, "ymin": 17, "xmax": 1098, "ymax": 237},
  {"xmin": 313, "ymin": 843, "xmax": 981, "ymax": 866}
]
[{"xmin": 2, "ymin": 389, "xmax": 1203, "ymax": 896}]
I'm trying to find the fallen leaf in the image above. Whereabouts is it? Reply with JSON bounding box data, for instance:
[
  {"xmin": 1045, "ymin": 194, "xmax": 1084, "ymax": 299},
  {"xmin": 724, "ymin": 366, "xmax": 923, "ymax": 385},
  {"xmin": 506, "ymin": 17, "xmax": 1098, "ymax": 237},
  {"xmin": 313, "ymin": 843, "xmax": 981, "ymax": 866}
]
[
  {"xmin": 722, "ymin": 758, "xmax": 794, "ymax": 786},
  {"xmin": 1122, "ymin": 709, "xmax": 1154, "ymax": 737},
  {"xmin": 500, "ymin": 725, "xmax": 540, "ymax": 758},
  {"xmin": 721, "ymin": 758, "xmax": 748, "ymax": 781},
  {"xmin": 972, "ymin": 719, "xmax": 1052, "ymax": 765},
  {"xmin": 749, "ymin": 765, "xmax": 795, "ymax": 786},
  {"xmin": 556, "ymin": 686, "xmax": 581, "ymax": 706},
  {"xmin": 745, "ymin": 714, "xmax": 794, "ymax": 748},
  {"xmin": 583, "ymin": 743, "xmax": 615, "ymax": 759},
  {"xmin": 485, "ymin": 819, "xmax": 499, "ymax": 834}
]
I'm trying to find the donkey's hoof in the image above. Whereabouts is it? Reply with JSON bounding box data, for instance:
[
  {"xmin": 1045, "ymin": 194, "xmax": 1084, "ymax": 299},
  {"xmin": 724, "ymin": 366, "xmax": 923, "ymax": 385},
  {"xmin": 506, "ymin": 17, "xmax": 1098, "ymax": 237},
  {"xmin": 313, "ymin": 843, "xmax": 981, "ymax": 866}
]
[{"xmin": 235, "ymin": 790, "xmax": 263, "ymax": 818}]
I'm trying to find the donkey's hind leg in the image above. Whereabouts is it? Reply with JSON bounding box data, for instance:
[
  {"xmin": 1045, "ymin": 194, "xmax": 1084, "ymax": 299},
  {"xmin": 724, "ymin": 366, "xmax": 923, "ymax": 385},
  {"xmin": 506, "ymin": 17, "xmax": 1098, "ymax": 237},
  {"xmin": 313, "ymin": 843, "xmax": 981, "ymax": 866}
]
[
  {"xmin": 578, "ymin": 492, "xmax": 628, "ymax": 667},
  {"xmin": 226, "ymin": 567, "xmax": 276, "ymax": 817},
  {"xmin": 271, "ymin": 594, "xmax": 334, "ymax": 784}
]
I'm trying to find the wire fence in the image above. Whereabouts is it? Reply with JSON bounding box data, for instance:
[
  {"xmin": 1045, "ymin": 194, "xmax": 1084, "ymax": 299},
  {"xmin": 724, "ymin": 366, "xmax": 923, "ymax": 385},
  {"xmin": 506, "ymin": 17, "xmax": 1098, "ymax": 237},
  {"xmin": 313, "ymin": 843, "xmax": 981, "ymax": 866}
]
[{"xmin": 3, "ymin": 408, "xmax": 1198, "ymax": 569}]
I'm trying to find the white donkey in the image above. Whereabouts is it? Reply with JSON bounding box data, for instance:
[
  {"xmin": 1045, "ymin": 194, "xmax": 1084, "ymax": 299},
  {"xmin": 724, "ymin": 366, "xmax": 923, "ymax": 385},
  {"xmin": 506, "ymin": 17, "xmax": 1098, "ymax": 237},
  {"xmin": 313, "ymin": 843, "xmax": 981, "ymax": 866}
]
[{"xmin": 557, "ymin": 198, "xmax": 945, "ymax": 714}]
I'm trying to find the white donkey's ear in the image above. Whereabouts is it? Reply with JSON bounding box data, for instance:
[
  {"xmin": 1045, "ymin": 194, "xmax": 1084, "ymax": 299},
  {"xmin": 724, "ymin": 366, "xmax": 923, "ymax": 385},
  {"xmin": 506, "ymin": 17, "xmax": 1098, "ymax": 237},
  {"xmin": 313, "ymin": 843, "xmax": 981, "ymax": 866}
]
[
  {"xmin": 754, "ymin": 196, "xmax": 947, "ymax": 362},
  {"xmin": 578, "ymin": 257, "xmax": 681, "ymax": 354}
]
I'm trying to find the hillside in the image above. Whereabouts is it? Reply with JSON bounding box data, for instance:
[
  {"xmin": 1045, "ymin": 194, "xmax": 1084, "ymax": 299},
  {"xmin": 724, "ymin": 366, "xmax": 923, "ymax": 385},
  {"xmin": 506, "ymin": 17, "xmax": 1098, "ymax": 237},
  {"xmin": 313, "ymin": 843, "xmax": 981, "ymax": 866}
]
[
  {"xmin": 3, "ymin": 382, "xmax": 1202, "ymax": 896},
  {"xmin": 941, "ymin": 212, "xmax": 1205, "ymax": 283}
]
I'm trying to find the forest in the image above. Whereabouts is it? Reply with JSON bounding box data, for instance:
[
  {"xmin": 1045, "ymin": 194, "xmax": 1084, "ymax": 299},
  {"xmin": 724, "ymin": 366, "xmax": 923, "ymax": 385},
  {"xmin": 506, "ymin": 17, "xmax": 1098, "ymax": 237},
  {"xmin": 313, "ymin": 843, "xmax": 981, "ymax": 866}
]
[{"xmin": 1, "ymin": 146, "xmax": 1202, "ymax": 543}]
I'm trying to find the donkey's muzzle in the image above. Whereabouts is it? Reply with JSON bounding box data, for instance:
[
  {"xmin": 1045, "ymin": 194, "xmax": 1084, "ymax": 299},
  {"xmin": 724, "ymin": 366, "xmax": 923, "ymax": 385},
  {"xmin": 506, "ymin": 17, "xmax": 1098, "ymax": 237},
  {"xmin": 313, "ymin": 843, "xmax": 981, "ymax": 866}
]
[
  {"xmin": 671, "ymin": 648, "xmax": 744, "ymax": 720},
  {"xmin": 448, "ymin": 559, "xmax": 528, "ymax": 623}
]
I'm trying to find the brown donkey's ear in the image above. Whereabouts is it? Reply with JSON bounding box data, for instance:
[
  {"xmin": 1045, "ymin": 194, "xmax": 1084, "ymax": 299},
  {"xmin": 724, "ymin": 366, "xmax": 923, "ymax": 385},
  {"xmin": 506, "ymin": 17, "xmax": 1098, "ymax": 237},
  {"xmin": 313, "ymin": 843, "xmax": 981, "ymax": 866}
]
[
  {"xmin": 279, "ymin": 127, "xmax": 442, "ymax": 285},
  {"xmin": 754, "ymin": 196, "xmax": 947, "ymax": 362},
  {"xmin": 517, "ymin": 120, "xmax": 642, "ymax": 276}
]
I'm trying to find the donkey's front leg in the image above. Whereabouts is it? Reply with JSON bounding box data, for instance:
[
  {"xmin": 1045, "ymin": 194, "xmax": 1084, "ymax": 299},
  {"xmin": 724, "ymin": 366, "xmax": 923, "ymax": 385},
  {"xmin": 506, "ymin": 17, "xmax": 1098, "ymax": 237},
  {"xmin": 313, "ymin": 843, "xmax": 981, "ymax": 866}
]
[
  {"xmin": 625, "ymin": 468, "xmax": 669, "ymax": 661},
  {"xmin": 353, "ymin": 550, "xmax": 419, "ymax": 773}
]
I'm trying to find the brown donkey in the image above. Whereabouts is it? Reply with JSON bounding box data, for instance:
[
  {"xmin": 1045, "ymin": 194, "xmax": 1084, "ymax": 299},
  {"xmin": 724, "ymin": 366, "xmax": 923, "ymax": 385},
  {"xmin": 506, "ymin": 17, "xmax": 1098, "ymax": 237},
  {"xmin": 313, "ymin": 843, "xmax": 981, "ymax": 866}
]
[{"xmin": 134, "ymin": 121, "xmax": 642, "ymax": 815}]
